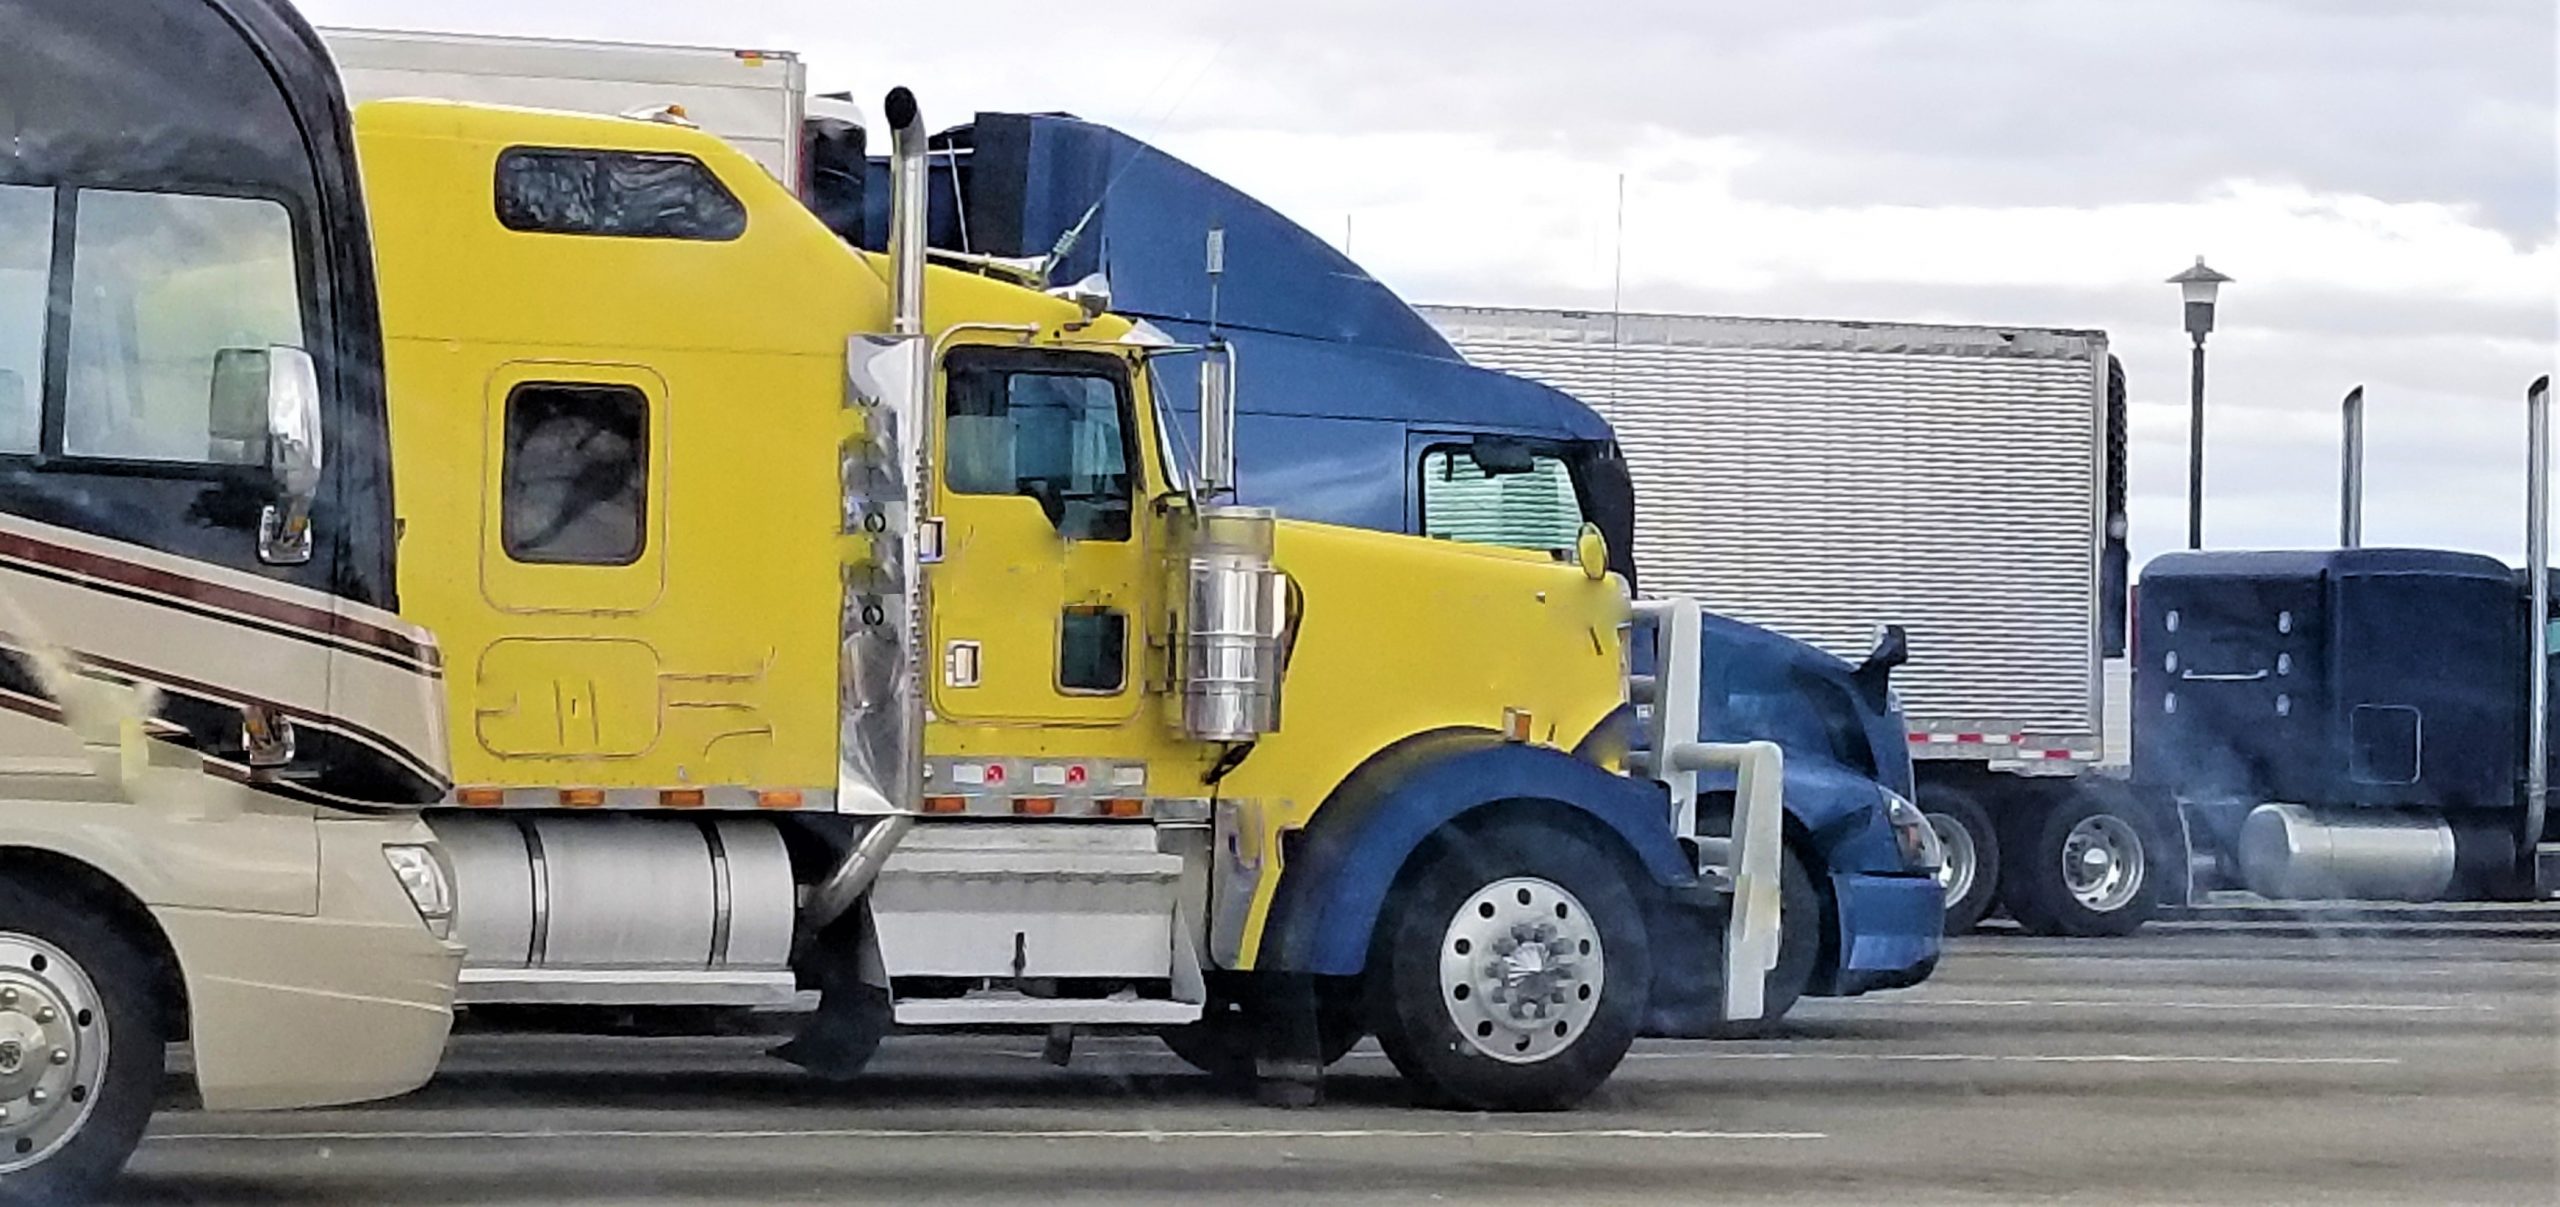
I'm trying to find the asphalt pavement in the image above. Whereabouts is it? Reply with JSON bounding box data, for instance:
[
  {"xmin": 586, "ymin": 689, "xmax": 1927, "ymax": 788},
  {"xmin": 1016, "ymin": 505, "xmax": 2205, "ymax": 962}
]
[{"xmin": 115, "ymin": 904, "xmax": 2559, "ymax": 1205}]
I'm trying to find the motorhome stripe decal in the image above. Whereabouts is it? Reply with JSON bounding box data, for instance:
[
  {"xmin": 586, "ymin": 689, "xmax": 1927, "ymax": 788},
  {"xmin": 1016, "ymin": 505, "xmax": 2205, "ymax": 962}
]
[
  {"xmin": 0, "ymin": 529, "xmax": 440, "ymax": 672},
  {"xmin": 0, "ymin": 682, "xmax": 414, "ymax": 813},
  {"xmin": 63, "ymin": 649, "xmax": 448, "ymax": 791}
]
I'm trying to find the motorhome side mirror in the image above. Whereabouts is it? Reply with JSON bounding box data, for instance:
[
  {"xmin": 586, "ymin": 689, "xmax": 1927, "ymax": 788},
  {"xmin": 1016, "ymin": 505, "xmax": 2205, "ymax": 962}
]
[
  {"xmin": 1469, "ymin": 435, "xmax": 1536, "ymax": 476},
  {"xmin": 234, "ymin": 345, "xmax": 323, "ymax": 565}
]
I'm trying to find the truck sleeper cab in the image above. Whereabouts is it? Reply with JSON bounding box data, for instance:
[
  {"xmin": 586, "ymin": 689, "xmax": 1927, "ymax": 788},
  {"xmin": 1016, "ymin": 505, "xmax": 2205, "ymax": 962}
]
[
  {"xmin": 361, "ymin": 92, "xmax": 1784, "ymax": 1110},
  {"xmin": 1, "ymin": 1, "xmax": 462, "ymax": 1201}
]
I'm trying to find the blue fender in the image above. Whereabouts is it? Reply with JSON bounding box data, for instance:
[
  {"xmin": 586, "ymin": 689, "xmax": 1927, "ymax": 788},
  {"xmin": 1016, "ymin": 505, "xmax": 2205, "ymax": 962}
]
[{"xmin": 1256, "ymin": 730, "xmax": 1696, "ymax": 976}]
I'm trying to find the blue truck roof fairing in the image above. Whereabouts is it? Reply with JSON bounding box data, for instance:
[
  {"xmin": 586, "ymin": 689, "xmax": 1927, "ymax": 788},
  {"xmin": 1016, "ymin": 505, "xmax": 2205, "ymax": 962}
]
[{"xmin": 862, "ymin": 112, "xmax": 1613, "ymax": 444}]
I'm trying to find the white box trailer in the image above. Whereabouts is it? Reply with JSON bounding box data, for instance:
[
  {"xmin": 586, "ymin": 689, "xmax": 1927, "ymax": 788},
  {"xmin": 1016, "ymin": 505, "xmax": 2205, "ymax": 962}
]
[
  {"xmin": 1423, "ymin": 305, "xmax": 2151, "ymax": 935},
  {"xmin": 322, "ymin": 27, "xmax": 809, "ymax": 185}
]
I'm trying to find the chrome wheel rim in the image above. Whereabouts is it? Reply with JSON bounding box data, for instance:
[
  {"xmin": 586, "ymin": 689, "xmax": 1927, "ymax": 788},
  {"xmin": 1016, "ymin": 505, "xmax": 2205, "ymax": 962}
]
[
  {"xmin": 2061, "ymin": 814, "xmax": 2146, "ymax": 912},
  {"xmin": 0, "ymin": 933, "xmax": 109, "ymax": 1173},
  {"xmin": 1928, "ymin": 813, "xmax": 1978, "ymax": 905},
  {"xmin": 1438, "ymin": 876, "xmax": 1604, "ymax": 1064}
]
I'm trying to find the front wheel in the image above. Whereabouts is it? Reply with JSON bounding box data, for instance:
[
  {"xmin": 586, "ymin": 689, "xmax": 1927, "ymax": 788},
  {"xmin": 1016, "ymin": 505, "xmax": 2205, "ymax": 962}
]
[
  {"xmin": 1367, "ymin": 823, "xmax": 1648, "ymax": 1111},
  {"xmin": 0, "ymin": 880, "xmax": 161, "ymax": 1207},
  {"xmin": 1924, "ymin": 792, "xmax": 2002, "ymax": 934},
  {"xmin": 2001, "ymin": 792, "xmax": 2160, "ymax": 937}
]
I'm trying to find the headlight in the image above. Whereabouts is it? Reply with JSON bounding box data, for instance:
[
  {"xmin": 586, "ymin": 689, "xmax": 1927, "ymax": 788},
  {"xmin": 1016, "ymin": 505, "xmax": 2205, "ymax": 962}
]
[
  {"xmin": 1882, "ymin": 788, "xmax": 1942, "ymax": 874},
  {"xmin": 383, "ymin": 843, "xmax": 456, "ymax": 940}
]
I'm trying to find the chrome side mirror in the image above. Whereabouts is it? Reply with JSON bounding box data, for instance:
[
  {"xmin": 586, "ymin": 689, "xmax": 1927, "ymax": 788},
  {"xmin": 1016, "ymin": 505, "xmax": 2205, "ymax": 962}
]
[{"xmin": 211, "ymin": 345, "xmax": 323, "ymax": 564}]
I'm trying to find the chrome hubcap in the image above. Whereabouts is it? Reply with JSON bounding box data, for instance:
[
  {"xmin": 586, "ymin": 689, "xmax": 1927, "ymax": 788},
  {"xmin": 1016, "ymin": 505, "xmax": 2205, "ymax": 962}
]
[
  {"xmin": 2061, "ymin": 814, "xmax": 2147, "ymax": 912},
  {"xmin": 1928, "ymin": 813, "xmax": 1978, "ymax": 905},
  {"xmin": 0, "ymin": 934, "xmax": 107, "ymax": 1173},
  {"xmin": 1438, "ymin": 876, "xmax": 1604, "ymax": 1064}
]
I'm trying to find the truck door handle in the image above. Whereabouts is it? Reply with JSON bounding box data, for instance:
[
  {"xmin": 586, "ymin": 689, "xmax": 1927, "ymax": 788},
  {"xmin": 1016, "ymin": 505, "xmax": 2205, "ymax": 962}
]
[{"xmin": 2180, "ymin": 668, "xmax": 2268, "ymax": 683}]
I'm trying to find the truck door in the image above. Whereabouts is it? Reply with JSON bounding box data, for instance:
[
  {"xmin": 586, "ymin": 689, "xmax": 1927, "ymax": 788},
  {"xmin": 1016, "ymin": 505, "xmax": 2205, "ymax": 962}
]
[{"xmin": 930, "ymin": 343, "xmax": 1149, "ymax": 727}]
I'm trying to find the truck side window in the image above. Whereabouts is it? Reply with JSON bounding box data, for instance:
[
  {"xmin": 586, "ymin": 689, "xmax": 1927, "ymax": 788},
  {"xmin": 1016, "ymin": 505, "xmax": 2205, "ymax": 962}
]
[
  {"xmin": 495, "ymin": 148, "xmax": 747, "ymax": 241},
  {"xmin": 502, "ymin": 382, "xmax": 648, "ymax": 565},
  {"xmin": 62, "ymin": 189, "xmax": 302, "ymax": 464},
  {"xmin": 1418, "ymin": 445, "xmax": 1584, "ymax": 552},
  {"xmin": 0, "ymin": 185, "xmax": 48, "ymax": 455},
  {"xmin": 944, "ymin": 349, "xmax": 1135, "ymax": 542}
]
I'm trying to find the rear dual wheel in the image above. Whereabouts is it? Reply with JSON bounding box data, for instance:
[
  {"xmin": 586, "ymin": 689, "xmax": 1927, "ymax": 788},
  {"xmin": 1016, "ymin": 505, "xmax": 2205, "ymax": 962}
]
[
  {"xmin": 1367, "ymin": 824, "xmax": 1647, "ymax": 1111},
  {"xmin": 2002, "ymin": 791, "xmax": 2160, "ymax": 937}
]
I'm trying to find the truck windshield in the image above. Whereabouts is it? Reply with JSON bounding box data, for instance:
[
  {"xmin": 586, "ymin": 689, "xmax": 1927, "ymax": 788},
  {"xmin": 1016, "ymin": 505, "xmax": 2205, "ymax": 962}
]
[
  {"xmin": 945, "ymin": 348, "xmax": 1136, "ymax": 541},
  {"xmin": 1418, "ymin": 445, "xmax": 1585, "ymax": 553}
]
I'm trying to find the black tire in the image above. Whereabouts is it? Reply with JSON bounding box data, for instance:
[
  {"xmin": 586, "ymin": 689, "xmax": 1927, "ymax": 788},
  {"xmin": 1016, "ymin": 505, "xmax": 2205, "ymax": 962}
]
[
  {"xmin": 2001, "ymin": 790, "xmax": 2161, "ymax": 937},
  {"xmin": 1159, "ymin": 992, "xmax": 1364, "ymax": 1081},
  {"xmin": 1366, "ymin": 822, "xmax": 1648, "ymax": 1111},
  {"xmin": 1706, "ymin": 843, "xmax": 1822, "ymax": 1038},
  {"xmin": 0, "ymin": 879, "xmax": 162, "ymax": 1207},
  {"xmin": 1925, "ymin": 791, "xmax": 2001, "ymax": 934}
]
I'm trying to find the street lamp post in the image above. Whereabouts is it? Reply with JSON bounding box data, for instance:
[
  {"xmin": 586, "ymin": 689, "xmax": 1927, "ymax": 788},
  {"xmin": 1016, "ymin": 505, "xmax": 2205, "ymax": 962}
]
[{"xmin": 2168, "ymin": 256, "xmax": 2232, "ymax": 550}]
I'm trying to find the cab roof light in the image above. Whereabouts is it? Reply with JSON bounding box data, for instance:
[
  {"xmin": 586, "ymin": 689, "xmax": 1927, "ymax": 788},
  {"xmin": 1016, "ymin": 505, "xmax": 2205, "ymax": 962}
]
[
  {"xmin": 756, "ymin": 788, "xmax": 805, "ymax": 810},
  {"xmin": 1014, "ymin": 796, "xmax": 1058, "ymax": 817},
  {"xmin": 560, "ymin": 787, "xmax": 606, "ymax": 808},
  {"xmin": 660, "ymin": 788, "xmax": 706, "ymax": 808},
  {"xmin": 1097, "ymin": 797, "xmax": 1147, "ymax": 819},
  {"xmin": 922, "ymin": 795, "xmax": 969, "ymax": 815},
  {"xmin": 456, "ymin": 786, "xmax": 504, "ymax": 808}
]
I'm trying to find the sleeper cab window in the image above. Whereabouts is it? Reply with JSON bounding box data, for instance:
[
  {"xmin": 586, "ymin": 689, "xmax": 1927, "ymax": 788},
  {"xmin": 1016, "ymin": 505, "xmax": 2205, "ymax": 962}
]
[
  {"xmin": 502, "ymin": 382, "xmax": 648, "ymax": 565},
  {"xmin": 493, "ymin": 147, "xmax": 746, "ymax": 241}
]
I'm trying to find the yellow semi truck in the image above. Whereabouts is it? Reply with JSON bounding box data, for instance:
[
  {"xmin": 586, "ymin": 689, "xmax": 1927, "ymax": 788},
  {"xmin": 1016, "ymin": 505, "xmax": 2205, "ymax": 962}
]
[{"xmin": 356, "ymin": 89, "xmax": 1783, "ymax": 1109}]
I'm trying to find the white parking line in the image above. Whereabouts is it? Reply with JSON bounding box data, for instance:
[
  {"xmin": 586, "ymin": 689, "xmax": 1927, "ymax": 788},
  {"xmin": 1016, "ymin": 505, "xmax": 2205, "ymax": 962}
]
[
  {"xmin": 1869, "ymin": 997, "xmax": 2480, "ymax": 1013},
  {"xmin": 150, "ymin": 1125, "xmax": 1826, "ymax": 1144},
  {"xmin": 1620, "ymin": 1052, "xmax": 2399, "ymax": 1065}
]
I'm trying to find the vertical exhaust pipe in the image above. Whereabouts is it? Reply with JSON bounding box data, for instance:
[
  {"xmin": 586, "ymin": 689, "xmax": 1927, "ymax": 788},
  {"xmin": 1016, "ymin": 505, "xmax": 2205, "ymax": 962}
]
[
  {"xmin": 806, "ymin": 85, "xmax": 931, "ymax": 937},
  {"xmin": 2340, "ymin": 386, "xmax": 2364, "ymax": 548},
  {"xmin": 2527, "ymin": 374, "xmax": 2552, "ymax": 878},
  {"xmin": 884, "ymin": 86, "xmax": 927, "ymax": 338}
]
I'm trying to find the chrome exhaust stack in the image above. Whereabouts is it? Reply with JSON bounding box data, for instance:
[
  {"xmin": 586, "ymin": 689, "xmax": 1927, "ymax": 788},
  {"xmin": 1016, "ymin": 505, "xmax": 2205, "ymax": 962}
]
[
  {"xmin": 884, "ymin": 86, "xmax": 927, "ymax": 338},
  {"xmin": 816, "ymin": 85, "xmax": 933, "ymax": 934}
]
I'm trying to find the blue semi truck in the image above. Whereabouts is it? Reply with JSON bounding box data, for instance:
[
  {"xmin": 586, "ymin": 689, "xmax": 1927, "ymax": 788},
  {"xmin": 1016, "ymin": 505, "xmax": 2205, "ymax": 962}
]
[{"xmin": 818, "ymin": 108, "xmax": 1946, "ymax": 1022}]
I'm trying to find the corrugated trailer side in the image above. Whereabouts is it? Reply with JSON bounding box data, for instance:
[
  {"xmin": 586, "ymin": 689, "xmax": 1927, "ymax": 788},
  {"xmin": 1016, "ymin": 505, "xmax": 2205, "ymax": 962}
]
[
  {"xmin": 1424, "ymin": 305, "xmax": 2169, "ymax": 938},
  {"xmin": 1421, "ymin": 306, "xmax": 2106, "ymax": 763}
]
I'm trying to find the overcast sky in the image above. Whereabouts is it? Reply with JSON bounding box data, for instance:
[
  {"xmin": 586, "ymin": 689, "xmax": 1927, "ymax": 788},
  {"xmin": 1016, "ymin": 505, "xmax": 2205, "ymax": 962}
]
[{"xmin": 308, "ymin": 0, "xmax": 2557, "ymax": 567}]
